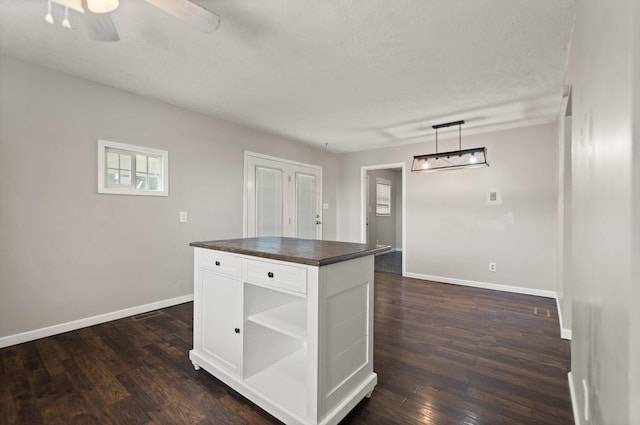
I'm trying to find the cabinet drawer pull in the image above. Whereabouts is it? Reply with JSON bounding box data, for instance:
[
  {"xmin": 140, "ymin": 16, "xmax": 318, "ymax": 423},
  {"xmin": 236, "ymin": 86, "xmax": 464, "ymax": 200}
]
[
  {"xmin": 267, "ymin": 272, "xmax": 274, "ymax": 278},
  {"xmin": 234, "ymin": 328, "xmax": 240, "ymax": 334},
  {"xmin": 215, "ymin": 261, "xmax": 220, "ymax": 266}
]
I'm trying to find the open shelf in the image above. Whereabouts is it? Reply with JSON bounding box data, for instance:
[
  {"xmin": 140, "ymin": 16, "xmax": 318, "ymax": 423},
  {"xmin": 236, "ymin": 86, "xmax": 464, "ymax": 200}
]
[
  {"xmin": 244, "ymin": 348, "xmax": 307, "ymax": 419},
  {"xmin": 247, "ymin": 298, "xmax": 307, "ymax": 341}
]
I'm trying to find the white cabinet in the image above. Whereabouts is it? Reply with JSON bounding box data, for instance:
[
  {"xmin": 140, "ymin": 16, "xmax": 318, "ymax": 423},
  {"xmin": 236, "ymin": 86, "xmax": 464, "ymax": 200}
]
[
  {"xmin": 189, "ymin": 244, "xmax": 379, "ymax": 425},
  {"xmin": 200, "ymin": 270, "xmax": 242, "ymax": 374}
]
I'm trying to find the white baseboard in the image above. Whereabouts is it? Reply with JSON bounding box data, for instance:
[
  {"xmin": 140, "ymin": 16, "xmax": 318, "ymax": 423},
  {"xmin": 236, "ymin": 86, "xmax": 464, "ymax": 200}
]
[
  {"xmin": 568, "ymin": 372, "xmax": 580, "ymax": 425},
  {"xmin": 0, "ymin": 294, "xmax": 194, "ymax": 349},
  {"xmin": 403, "ymin": 271, "xmax": 557, "ymax": 298},
  {"xmin": 556, "ymin": 296, "xmax": 573, "ymax": 340}
]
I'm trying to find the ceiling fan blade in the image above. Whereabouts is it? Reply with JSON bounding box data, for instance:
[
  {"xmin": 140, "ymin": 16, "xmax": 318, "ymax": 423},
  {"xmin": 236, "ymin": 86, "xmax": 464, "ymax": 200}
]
[
  {"xmin": 143, "ymin": 0, "xmax": 221, "ymax": 33},
  {"xmin": 80, "ymin": 0, "xmax": 119, "ymax": 41}
]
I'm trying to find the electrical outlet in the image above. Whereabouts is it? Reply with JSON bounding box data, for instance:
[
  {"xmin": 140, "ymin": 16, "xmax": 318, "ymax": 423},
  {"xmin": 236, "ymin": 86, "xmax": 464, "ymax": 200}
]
[
  {"xmin": 489, "ymin": 262, "xmax": 497, "ymax": 272},
  {"xmin": 179, "ymin": 211, "xmax": 188, "ymax": 223}
]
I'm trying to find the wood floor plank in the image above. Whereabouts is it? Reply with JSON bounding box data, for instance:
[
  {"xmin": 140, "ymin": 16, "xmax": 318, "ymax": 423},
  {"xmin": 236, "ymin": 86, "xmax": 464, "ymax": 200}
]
[{"xmin": 0, "ymin": 275, "xmax": 573, "ymax": 424}]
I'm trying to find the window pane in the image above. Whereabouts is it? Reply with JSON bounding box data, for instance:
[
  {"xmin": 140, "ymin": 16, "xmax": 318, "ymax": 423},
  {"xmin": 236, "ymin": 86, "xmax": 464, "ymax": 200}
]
[
  {"xmin": 120, "ymin": 170, "xmax": 131, "ymax": 185},
  {"xmin": 148, "ymin": 175, "xmax": 159, "ymax": 190},
  {"xmin": 136, "ymin": 175, "xmax": 147, "ymax": 190},
  {"xmin": 256, "ymin": 166, "xmax": 282, "ymax": 236},
  {"xmin": 107, "ymin": 169, "xmax": 119, "ymax": 184},
  {"xmin": 99, "ymin": 140, "xmax": 169, "ymax": 196},
  {"xmin": 148, "ymin": 156, "xmax": 160, "ymax": 174},
  {"xmin": 296, "ymin": 173, "xmax": 316, "ymax": 239},
  {"xmin": 136, "ymin": 155, "xmax": 147, "ymax": 172},
  {"xmin": 376, "ymin": 180, "xmax": 391, "ymax": 216},
  {"xmin": 107, "ymin": 152, "xmax": 119, "ymax": 169},
  {"xmin": 120, "ymin": 154, "xmax": 131, "ymax": 170}
]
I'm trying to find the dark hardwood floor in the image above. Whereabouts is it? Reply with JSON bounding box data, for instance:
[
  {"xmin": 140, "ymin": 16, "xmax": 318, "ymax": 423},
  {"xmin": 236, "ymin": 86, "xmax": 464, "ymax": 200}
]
[{"xmin": 0, "ymin": 273, "xmax": 572, "ymax": 424}]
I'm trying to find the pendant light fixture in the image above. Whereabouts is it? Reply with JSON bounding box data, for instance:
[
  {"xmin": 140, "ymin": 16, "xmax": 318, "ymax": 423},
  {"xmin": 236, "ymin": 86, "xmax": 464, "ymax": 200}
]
[{"xmin": 411, "ymin": 120, "xmax": 488, "ymax": 173}]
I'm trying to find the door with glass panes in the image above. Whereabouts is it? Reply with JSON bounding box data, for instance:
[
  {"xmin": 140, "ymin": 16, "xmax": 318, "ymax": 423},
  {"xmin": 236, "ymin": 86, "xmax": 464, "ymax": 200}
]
[{"xmin": 245, "ymin": 153, "xmax": 322, "ymax": 239}]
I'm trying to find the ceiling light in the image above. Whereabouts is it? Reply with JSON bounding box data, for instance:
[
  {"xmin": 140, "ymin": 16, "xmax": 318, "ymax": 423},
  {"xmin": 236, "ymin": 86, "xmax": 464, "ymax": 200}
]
[
  {"xmin": 86, "ymin": 0, "xmax": 119, "ymax": 14},
  {"xmin": 411, "ymin": 120, "xmax": 489, "ymax": 173}
]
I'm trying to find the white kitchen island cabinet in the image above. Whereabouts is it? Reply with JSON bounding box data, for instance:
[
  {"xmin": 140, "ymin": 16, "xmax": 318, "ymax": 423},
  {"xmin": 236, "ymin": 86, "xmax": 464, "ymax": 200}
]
[{"xmin": 189, "ymin": 237, "xmax": 390, "ymax": 425}]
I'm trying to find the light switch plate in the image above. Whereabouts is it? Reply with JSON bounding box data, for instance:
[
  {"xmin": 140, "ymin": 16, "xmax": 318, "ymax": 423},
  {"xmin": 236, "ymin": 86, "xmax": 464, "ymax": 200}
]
[
  {"xmin": 179, "ymin": 211, "xmax": 188, "ymax": 223},
  {"xmin": 485, "ymin": 189, "xmax": 503, "ymax": 206}
]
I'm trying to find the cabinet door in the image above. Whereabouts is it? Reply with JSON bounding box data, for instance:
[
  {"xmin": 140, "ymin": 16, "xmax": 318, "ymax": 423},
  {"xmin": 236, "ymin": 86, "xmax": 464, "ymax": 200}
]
[{"xmin": 201, "ymin": 270, "xmax": 242, "ymax": 374}]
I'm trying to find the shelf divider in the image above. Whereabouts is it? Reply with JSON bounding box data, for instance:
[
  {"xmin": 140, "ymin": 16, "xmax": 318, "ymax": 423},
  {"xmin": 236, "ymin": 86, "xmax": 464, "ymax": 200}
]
[{"xmin": 247, "ymin": 298, "xmax": 307, "ymax": 341}]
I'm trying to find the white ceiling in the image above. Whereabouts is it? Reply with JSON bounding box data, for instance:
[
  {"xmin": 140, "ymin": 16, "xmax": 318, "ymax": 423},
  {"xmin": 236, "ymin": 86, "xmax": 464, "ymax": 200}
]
[{"xmin": 0, "ymin": 0, "xmax": 575, "ymax": 152}]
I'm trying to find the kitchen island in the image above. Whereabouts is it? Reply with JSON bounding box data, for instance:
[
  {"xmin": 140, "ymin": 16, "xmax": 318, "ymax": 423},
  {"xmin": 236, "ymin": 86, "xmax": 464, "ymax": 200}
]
[{"xmin": 189, "ymin": 237, "xmax": 390, "ymax": 425}]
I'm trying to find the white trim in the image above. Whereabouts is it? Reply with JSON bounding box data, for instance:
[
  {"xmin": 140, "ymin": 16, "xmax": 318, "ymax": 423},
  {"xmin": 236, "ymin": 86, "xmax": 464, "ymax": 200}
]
[
  {"xmin": 0, "ymin": 294, "xmax": 193, "ymax": 349},
  {"xmin": 568, "ymin": 372, "xmax": 580, "ymax": 425},
  {"xmin": 360, "ymin": 162, "xmax": 406, "ymax": 276},
  {"xmin": 243, "ymin": 151, "xmax": 322, "ymax": 171},
  {"xmin": 403, "ymin": 271, "xmax": 557, "ymax": 298},
  {"xmin": 556, "ymin": 296, "xmax": 573, "ymax": 340}
]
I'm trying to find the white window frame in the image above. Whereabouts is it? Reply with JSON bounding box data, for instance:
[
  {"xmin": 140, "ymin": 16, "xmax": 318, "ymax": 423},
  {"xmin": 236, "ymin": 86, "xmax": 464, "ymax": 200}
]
[
  {"xmin": 376, "ymin": 178, "xmax": 392, "ymax": 216},
  {"xmin": 97, "ymin": 139, "xmax": 169, "ymax": 196}
]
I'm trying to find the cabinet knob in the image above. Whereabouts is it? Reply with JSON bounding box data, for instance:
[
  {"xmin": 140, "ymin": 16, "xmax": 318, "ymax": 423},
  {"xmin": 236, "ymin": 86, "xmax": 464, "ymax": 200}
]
[
  {"xmin": 267, "ymin": 272, "xmax": 274, "ymax": 278},
  {"xmin": 234, "ymin": 328, "xmax": 240, "ymax": 334},
  {"xmin": 215, "ymin": 261, "xmax": 220, "ymax": 266}
]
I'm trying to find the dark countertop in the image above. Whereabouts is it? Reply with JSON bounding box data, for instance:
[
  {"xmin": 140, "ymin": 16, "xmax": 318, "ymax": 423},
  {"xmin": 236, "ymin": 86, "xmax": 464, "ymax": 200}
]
[{"xmin": 190, "ymin": 237, "xmax": 391, "ymax": 266}]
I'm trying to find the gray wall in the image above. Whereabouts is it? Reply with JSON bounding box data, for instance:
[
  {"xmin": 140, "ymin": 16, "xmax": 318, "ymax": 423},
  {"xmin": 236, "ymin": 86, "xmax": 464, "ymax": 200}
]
[
  {"xmin": 564, "ymin": 0, "xmax": 639, "ymax": 423},
  {"xmin": 337, "ymin": 123, "xmax": 559, "ymax": 293},
  {"xmin": 0, "ymin": 55, "xmax": 338, "ymax": 340}
]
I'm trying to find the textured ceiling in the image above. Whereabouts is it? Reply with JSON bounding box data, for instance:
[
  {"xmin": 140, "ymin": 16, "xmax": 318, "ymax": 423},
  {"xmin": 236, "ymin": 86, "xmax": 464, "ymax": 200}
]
[{"xmin": 0, "ymin": 0, "xmax": 575, "ymax": 152}]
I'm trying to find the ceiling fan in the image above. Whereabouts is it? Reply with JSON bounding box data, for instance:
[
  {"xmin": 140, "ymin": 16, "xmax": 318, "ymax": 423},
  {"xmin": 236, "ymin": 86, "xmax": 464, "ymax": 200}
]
[{"xmin": 47, "ymin": 0, "xmax": 221, "ymax": 41}]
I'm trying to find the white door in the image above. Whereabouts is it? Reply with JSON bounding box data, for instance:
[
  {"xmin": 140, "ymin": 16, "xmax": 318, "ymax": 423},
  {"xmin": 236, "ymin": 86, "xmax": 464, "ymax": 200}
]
[{"xmin": 245, "ymin": 153, "xmax": 322, "ymax": 239}]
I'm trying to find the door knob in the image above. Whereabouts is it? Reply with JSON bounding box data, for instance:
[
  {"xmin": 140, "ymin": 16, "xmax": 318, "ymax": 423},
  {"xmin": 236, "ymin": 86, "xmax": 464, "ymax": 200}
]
[{"xmin": 234, "ymin": 328, "xmax": 240, "ymax": 334}]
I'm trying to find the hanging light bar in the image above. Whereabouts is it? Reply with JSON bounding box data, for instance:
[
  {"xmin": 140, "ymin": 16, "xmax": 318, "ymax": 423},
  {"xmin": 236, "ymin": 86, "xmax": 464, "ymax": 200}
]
[{"xmin": 411, "ymin": 120, "xmax": 489, "ymax": 173}]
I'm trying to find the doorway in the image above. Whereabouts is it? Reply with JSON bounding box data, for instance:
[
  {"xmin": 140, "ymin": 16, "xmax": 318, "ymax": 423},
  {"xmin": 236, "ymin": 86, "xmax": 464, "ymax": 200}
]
[
  {"xmin": 361, "ymin": 163, "xmax": 406, "ymax": 275},
  {"xmin": 244, "ymin": 152, "xmax": 323, "ymax": 239}
]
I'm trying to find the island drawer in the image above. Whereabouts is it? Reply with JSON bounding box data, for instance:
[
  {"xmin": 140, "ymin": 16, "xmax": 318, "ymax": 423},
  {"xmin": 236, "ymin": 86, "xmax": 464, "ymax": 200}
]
[
  {"xmin": 200, "ymin": 250, "xmax": 242, "ymax": 278},
  {"xmin": 246, "ymin": 259, "xmax": 307, "ymax": 295}
]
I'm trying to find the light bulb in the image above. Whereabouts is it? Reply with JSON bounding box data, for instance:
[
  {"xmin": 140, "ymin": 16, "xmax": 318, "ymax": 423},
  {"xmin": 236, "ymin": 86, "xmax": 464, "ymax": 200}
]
[
  {"xmin": 469, "ymin": 154, "xmax": 478, "ymax": 164},
  {"xmin": 45, "ymin": 0, "xmax": 54, "ymax": 24},
  {"xmin": 421, "ymin": 162, "xmax": 430, "ymax": 170},
  {"xmin": 62, "ymin": 7, "xmax": 71, "ymax": 28}
]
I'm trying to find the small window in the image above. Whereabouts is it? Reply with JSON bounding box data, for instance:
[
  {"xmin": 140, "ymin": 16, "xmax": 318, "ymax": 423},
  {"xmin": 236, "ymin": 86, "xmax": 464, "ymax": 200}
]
[
  {"xmin": 98, "ymin": 140, "xmax": 168, "ymax": 196},
  {"xmin": 376, "ymin": 178, "xmax": 391, "ymax": 216}
]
